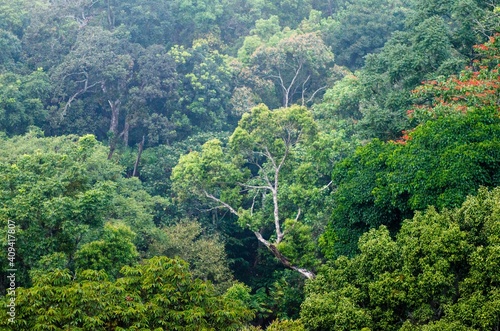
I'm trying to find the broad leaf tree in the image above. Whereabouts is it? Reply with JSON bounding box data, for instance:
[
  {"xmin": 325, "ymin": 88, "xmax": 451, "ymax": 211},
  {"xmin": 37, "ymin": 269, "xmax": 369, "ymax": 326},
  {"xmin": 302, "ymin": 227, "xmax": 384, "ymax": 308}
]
[
  {"xmin": 149, "ymin": 220, "xmax": 235, "ymax": 292},
  {"xmin": 0, "ymin": 256, "xmax": 253, "ymax": 330},
  {"xmin": 237, "ymin": 20, "xmax": 334, "ymax": 108},
  {"xmin": 172, "ymin": 104, "xmax": 320, "ymax": 279},
  {"xmin": 50, "ymin": 26, "xmax": 133, "ymax": 157},
  {"xmin": 303, "ymin": 187, "xmax": 500, "ymax": 331}
]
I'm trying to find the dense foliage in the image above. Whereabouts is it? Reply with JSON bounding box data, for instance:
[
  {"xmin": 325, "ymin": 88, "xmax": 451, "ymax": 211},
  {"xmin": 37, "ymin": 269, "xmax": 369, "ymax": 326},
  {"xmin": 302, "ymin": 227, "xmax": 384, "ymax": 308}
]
[
  {"xmin": 0, "ymin": 256, "xmax": 253, "ymax": 330},
  {"xmin": 0, "ymin": 0, "xmax": 499, "ymax": 329},
  {"xmin": 303, "ymin": 187, "xmax": 500, "ymax": 331}
]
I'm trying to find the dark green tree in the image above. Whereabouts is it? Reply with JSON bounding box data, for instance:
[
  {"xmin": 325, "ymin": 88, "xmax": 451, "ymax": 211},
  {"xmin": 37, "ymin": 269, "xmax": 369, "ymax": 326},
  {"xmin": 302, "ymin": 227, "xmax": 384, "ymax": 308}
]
[
  {"xmin": 0, "ymin": 69, "xmax": 51, "ymax": 135},
  {"xmin": 303, "ymin": 187, "xmax": 500, "ymax": 331},
  {"xmin": 327, "ymin": 0, "xmax": 408, "ymax": 69}
]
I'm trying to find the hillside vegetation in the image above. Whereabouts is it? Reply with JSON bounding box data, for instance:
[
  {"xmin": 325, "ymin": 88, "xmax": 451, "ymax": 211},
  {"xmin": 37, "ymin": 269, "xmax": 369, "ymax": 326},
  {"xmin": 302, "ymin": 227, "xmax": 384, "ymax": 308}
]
[{"xmin": 0, "ymin": 0, "xmax": 499, "ymax": 329}]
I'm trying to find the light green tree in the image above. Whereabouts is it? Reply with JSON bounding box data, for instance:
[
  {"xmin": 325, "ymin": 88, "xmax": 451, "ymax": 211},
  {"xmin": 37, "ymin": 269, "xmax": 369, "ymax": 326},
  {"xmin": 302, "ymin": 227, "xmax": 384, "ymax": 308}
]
[
  {"xmin": 172, "ymin": 104, "xmax": 320, "ymax": 279},
  {"xmin": 0, "ymin": 256, "xmax": 254, "ymax": 330},
  {"xmin": 149, "ymin": 220, "xmax": 235, "ymax": 292},
  {"xmin": 74, "ymin": 222, "xmax": 139, "ymax": 279}
]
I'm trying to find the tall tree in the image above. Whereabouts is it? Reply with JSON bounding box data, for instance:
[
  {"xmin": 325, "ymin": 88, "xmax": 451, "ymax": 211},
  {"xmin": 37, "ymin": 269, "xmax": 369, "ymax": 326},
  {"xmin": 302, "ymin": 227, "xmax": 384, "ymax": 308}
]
[
  {"xmin": 236, "ymin": 20, "xmax": 334, "ymax": 108},
  {"xmin": 50, "ymin": 26, "xmax": 133, "ymax": 156},
  {"xmin": 0, "ymin": 69, "xmax": 51, "ymax": 135},
  {"xmin": 303, "ymin": 187, "xmax": 500, "ymax": 331},
  {"xmin": 172, "ymin": 105, "xmax": 321, "ymax": 279}
]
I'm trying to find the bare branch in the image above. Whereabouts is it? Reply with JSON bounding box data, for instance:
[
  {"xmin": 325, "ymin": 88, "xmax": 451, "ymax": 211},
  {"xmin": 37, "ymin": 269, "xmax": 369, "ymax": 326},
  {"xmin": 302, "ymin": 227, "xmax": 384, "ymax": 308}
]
[
  {"xmin": 61, "ymin": 81, "xmax": 101, "ymax": 116},
  {"xmin": 199, "ymin": 205, "xmax": 233, "ymax": 213},
  {"xmin": 276, "ymin": 144, "xmax": 290, "ymax": 172},
  {"xmin": 284, "ymin": 62, "xmax": 303, "ymax": 106},
  {"xmin": 238, "ymin": 182, "xmax": 272, "ymax": 190},
  {"xmin": 320, "ymin": 180, "xmax": 333, "ymax": 191},
  {"xmin": 61, "ymin": 70, "xmax": 88, "ymax": 83},
  {"xmin": 253, "ymin": 230, "xmax": 271, "ymax": 248},
  {"xmin": 273, "ymin": 168, "xmax": 283, "ymax": 243},
  {"xmin": 306, "ymin": 85, "xmax": 328, "ymax": 104},
  {"xmin": 250, "ymin": 194, "xmax": 258, "ymax": 215},
  {"xmin": 264, "ymin": 147, "xmax": 277, "ymax": 169},
  {"xmin": 301, "ymin": 75, "xmax": 311, "ymax": 106},
  {"xmin": 203, "ymin": 191, "xmax": 239, "ymax": 216},
  {"xmin": 291, "ymin": 266, "xmax": 315, "ymax": 279},
  {"xmin": 248, "ymin": 157, "xmax": 274, "ymax": 189},
  {"xmin": 295, "ymin": 208, "xmax": 301, "ymax": 221}
]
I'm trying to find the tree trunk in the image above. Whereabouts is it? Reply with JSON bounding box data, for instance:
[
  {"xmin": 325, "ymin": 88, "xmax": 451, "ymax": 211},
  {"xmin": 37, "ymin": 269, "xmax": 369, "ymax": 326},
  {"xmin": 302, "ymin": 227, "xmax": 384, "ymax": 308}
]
[
  {"xmin": 107, "ymin": 99, "xmax": 121, "ymax": 159},
  {"xmin": 122, "ymin": 120, "xmax": 130, "ymax": 147},
  {"xmin": 106, "ymin": 0, "xmax": 115, "ymax": 28},
  {"xmin": 132, "ymin": 135, "xmax": 145, "ymax": 177},
  {"xmin": 253, "ymin": 231, "xmax": 315, "ymax": 279},
  {"xmin": 268, "ymin": 244, "xmax": 315, "ymax": 279},
  {"xmin": 204, "ymin": 192, "xmax": 315, "ymax": 279}
]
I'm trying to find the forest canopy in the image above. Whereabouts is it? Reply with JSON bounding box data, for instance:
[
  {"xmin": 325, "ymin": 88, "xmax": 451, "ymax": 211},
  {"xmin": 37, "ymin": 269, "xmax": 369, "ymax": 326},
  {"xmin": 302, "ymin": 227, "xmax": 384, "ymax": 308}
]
[{"xmin": 1, "ymin": 0, "xmax": 500, "ymax": 329}]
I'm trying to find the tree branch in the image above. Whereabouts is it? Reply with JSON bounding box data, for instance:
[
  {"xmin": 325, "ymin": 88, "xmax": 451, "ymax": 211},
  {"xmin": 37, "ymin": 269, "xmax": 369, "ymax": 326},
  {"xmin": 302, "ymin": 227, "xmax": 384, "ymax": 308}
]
[
  {"xmin": 203, "ymin": 191, "xmax": 239, "ymax": 216},
  {"xmin": 295, "ymin": 208, "xmax": 301, "ymax": 221},
  {"xmin": 306, "ymin": 85, "xmax": 328, "ymax": 104},
  {"xmin": 250, "ymin": 229, "xmax": 315, "ymax": 278},
  {"xmin": 301, "ymin": 75, "xmax": 311, "ymax": 106},
  {"xmin": 320, "ymin": 180, "xmax": 333, "ymax": 191},
  {"xmin": 253, "ymin": 230, "xmax": 271, "ymax": 248},
  {"xmin": 61, "ymin": 80, "xmax": 101, "ymax": 117},
  {"xmin": 238, "ymin": 182, "xmax": 272, "ymax": 190}
]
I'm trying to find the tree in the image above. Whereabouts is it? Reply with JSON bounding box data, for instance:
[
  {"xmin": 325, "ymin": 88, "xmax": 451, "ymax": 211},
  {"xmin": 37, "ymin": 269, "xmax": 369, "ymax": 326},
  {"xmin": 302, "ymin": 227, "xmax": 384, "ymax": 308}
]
[
  {"xmin": 149, "ymin": 220, "xmax": 235, "ymax": 292},
  {"xmin": 236, "ymin": 20, "xmax": 334, "ymax": 108},
  {"xmin": 21, "ymin": 0, "xmax": 84, "ymax": 70},
  {"xmin": 327, "ymin": 0, "xmax": 408, "ymax": 69},
  {"xmin": 168, "ymin": 38, "xmax": 236, "ymax": 136},
  {"xmin": 74, "ymin": 222, "xmax": 139, "ymax": 279},
  {"xmin": 0, "ymin": 0, "xmax": 27, "ymax": 40},
  {"xmin": 0, "ymin": 69, "xmax": 51, "ymax": 135},
  {"xmin": 0, "ymin": 29, "xmax": 22, "ymax": 71},
  {"xmin": 375, "ymin": 36, "xmax": 500, "ymax": 212},
  {"xmin": 0, "ymin": 133, "xmax": 116, "ymax": 291},
  {"xmin": 172, "ymin": 105, "xmax": 320, "ymax": 279},
  {"xmin": 302, "ymin": 187, "xmax": 500, "ymax": 331},
  {"xmin": 50, "ymin": 26, "xmax": 134, "ymax": 157},
  {"xmin": 266, "ymin": 319, "xmax": 306, "ymax": 330},
  {"xmin": 49, "ymin": 24, "xmax": 183, "ymax": 154},
  {"xmin": 0, "ymin": 256, "xmax": 254, "ymax": 330}
]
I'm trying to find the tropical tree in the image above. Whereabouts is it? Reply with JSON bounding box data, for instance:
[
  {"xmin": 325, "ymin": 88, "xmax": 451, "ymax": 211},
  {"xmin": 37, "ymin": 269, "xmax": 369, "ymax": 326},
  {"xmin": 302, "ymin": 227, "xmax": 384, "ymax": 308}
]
[
  {"xmin": 74, "ymin": 222, "xmax": 139, "ymax": 279},
  {"xmin": 149, "ymin": 220, "xmax": 235, "ymax": 292},
  {"xmin": 172, "ymin": 105, "xmax": 322, "ymax": 279},
  {"xmin": 0, "ymin": 69, "xmax": 51, "ymax": 135},
  {"xmin": 302, "ymin": 187, "xmax": 500, "ymax": 331},
  {"xmin": 0, "ymin": 256, "xmax": 254, "ymax": 330},
  {"xmin": 236, "ymin": 19, "xmax": 334, "ymax": 108}
]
